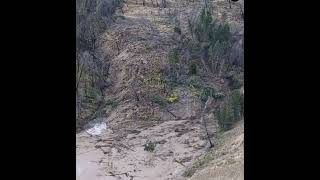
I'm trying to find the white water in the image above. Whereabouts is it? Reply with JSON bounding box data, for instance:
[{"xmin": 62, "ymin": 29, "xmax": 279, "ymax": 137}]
[{"xmin": 86, "ymin": 122, "xmax": 107, "ymax": 136}]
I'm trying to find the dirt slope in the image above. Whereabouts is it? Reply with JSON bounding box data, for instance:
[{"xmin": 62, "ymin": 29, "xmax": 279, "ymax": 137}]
[
  {"xmin": 77, "ymin": 0, "xmax": 243, "ymax": 179},
  {"xmin": 188, "ymin": 120, "xmax": 244, "ymax": 180}
]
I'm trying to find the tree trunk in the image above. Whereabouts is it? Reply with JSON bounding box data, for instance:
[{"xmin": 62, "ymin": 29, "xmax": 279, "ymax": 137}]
[
  {"xmin": 201, "ymin": 45, "xmax": 211, "ymax": 73},
  {"xmin": 201, "ymin": 97, "xmax": 214, "ymax": 148},
  {"xmin": 161, "ymin": 0, "xmax": 166, "ymax": 8},
  {"xmin": 239, "ymin": 4, "xmax": 244, "ymax": 20},
  {"xmin": 219, "ymin": 53, "xmax": 231, "ymax": 77},
  {"xmin": 76, "ymin": 61, "xmax": 85, "ymax": 93}
]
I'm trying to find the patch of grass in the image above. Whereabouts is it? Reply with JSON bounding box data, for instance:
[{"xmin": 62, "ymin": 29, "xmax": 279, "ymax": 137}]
[
  {"xmin": 183, "ymin": 153, "xmax": 215, "ymax": 177},
  {"xmin": 186, "ymin": 75, "xmax": 203, "ymax": 89},
  {"xmin": 174, "ymin": 26, "xmax": 182, "ymax": 34},
  {"xmin": 213, "ymin": 92, "xmax": 225, "ymax": 99},
  {"xmin": 169, "ymin": 48, "xmax": 180, "ymax": 65},
  {"xmin": 197, "ymin": 86, "xmax": 226, "ymax": 101},
  {"xmin": 144, "ymin": 141, "xmax": 156, "ymax": 152},
  {"xmin": 226, "ymin": 71, "xmax": 243, "ymax": 90},
  {"xmin": 215, "ymin": 90, "xmax": 243, "ymax": 131},
  {"xmin": 113, "ymin": 14, "xmax": 125, "ymax": 20},
  {"xmin": 165, "ymin": 80, "xmax": 179, "ymax": 88},
  {"xmin": 151, "ymin": 95, "xmax": 167, "ymax": 107},
  {"xmin": 166, "ymin": 94, "xmax": 178, "ymax": 103},
  {"xmin": 145, "ymin": 117, "xmax": 161, "ymax": 122},
  {"xmin": 200, "ymin": 87, "xmax": 216, "ymax": 101},
  {"xmin": 105, "ymin": 99, "xmax": 119, "ymax": 109},
  {"xmin": 188, "ymin": 61, "xmax": 198, "ymax": 75},
  {"xmin": 139, "ymin": 73, "xmax": 165, "ymax": 87}
]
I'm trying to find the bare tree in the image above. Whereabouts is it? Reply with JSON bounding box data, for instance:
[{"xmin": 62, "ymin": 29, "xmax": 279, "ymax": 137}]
[
  {"xmin": 239, "ymin": 3, "xmax": 244, "ymax": 20},
  {"xmin": 201, "ymin": 97, "xmax": 214, "ymax": 148},
  {"xmin": 228, "ymin": 0, "xmax": 232, "ymax": 9}
]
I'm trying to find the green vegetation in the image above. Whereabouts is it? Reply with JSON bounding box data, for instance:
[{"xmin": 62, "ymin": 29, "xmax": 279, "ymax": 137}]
[
  {"xmin": 163, "ymin": 5, "xmax": 243, "ymax": 104},
  {"xmin": 166, "ymin": 94, "xmax": 178, "ymax": 103},
  {"xmin": 183, "ymin": 153, "xmax": 215, "ymax": 177},
  {"xmin": 188, "ymin": 61, "xmax": 197, "ymax": 75},
  {"xmin": 113, "ymin": 14, "xmax": 125, "ymax": 20},
  {"xmin": 215, "ymin": 90, "xmax": 243, "ymax": 131},
  {"xmin": 76, "ymin": 0, "xmax": 125, "ymax": 130},
  {"xmin": 105, "ymin": 99, "xmax": 119, "ymax": 109},
  {"xmin": 186, "ymin": 75, "xmax": 203, "ymax": 89},
  {"xmin": 174, "ymin": 26, "xmax": 182, "ymax": 35},
  {"xmin": 139, "ymin": 73, "xmax": 165, "ymax": 87},
  {"xmin": 146, "ymin": 117, "xmax": 161, "ymax": 122},
  {"xmin": 200, "ymin": 87, "xmax": 216, "ymax": 101},
  {"xmin": 198, "ymin": 86, "xmax": 225, "ymax": 101},
  {"xmin": 151, "ymin": 95, "xmax": 168, "ymax": 107},
  {"xmin": 169, "ymin": 48, "xmax": 180, "ymax": 65},
  {"xmin": 144, "ymin": 141, "xmax": 157, "ymax": 152},
  {"xmin": 189, "ymin": 7, "xmax": 233, "ymax": 75},
  {"xmin": 227, "ymin": 70, "xmax": 243, "ymax": 90},
  {"xmin": 213, "ymin": 92, "xmax": 225, "ymax": 99}
]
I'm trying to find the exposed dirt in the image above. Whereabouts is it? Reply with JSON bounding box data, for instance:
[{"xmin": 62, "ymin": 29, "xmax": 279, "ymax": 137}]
[{"xmin": 188, "ymin": 120, "xmax": 244, "ymax": 180}]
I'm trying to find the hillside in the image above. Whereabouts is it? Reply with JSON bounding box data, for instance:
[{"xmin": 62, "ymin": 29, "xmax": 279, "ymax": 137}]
[
  {"xmin": 186, "ymin": 120, "xmax": 243, "ymax": 180},
  {"xmin": 76, "ymin": 0, "xmax": 244, "ymax": 179}
]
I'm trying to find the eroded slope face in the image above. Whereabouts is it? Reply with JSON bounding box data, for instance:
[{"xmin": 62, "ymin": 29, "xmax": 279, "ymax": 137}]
[
  {"xmin": 77, "ymin": 0, "xmax": 243, "ymax": 179},
  {"xmin": 189, "ymin": 121, "xmax": 244, "ymax": 180}
]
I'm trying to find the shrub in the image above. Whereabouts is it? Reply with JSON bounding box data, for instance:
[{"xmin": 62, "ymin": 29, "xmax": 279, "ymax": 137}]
[
  {"xmin": 84, "ymin": 84, "xmax": 103, "ymax": 103},
  {"xmin": 187, "ymin": 7, "xmax": 238, "ymax": 75},
  {"xmin": 166, "ymin": 94, "xmax": 178, "ymax": 103},
  {"xmin": 215, "ymin": 90, "xmax": 243, "ymax": 131},
  {"xmin": 146, "ymin": 117, "xmax": 161, "ymax": 122},
  {"xmin": 105, "ymin": 99, "xmax": 119, "ymax": 109},
  {"xmin": 144, "ymin": 141, "xmax": 156, "ymax": 152},
  {"xmin": 199, "ymin": 87, "xmax": 225, "ymax": 101},
  {"xmin": 200, "ymin": 87, "xmax": 216, "ymax": 101},
  {"xmin": 151, "ymin": 95, "xmax": 167, "ymax": 107},
  {"xmin": 183, "ymin": 153, "xmax": 215, "ymax": 177},
  {"xmin": 169, "ymin": 48, "xmax": 180, "ymax": 65},
  {"xmin": 226, "ymin": 71, "xmax": 243, "ymax": 90},
  {"xmin": 215, "ymin": 102, "xmax": 233, "ymax": 131},
  {"xmin": 186, "ymin": 75, "xmax": 203, "ymax": 89},
  {"xmin": 174, "ymin": 26, "xmax": 182, "ymax": 35},
  {"xmin": 165, "ymin": 48, "xmax": 181, "ymax": 83},
  {"xmin": 188, "ymin": 61, "xmax": 197, "ymax": 75},
  {"xmin": 213, "ymin": 92, "xmax": 225, "ymax": 99},
  {"xmin": 113, "ymin": 14, "xmax": 125, "ymax": 20},
  {"xmin": 231, "ymin": 90, "xmax": 244, "ymax": 117}
]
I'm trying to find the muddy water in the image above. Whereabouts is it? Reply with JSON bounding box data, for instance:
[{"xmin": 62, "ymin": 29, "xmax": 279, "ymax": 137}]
[
  {"xmin": 76, "ymin": 123, "xmax": 114, "ymax": 180},
  {"xmin": 76, "ymin": 118, "xmax": 213, "ymax": 180},
  {"xmin": 76, "ymin": 149, "xmax": 112, "ymax": 180}
]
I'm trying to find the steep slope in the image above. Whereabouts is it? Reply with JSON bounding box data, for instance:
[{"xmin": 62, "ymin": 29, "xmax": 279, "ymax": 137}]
[
  {"xmin": 76, "ymin": 0, "xmax": 244, "ymax": 180},
  {"xmin": 187, "ymin": 120, "xmax": 243, "ymax": 180}
]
